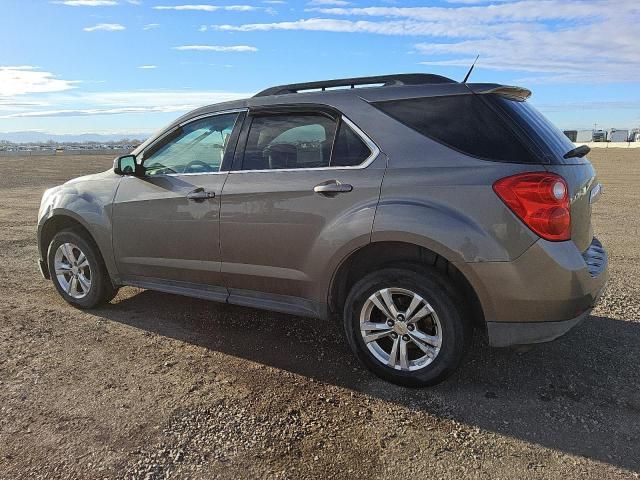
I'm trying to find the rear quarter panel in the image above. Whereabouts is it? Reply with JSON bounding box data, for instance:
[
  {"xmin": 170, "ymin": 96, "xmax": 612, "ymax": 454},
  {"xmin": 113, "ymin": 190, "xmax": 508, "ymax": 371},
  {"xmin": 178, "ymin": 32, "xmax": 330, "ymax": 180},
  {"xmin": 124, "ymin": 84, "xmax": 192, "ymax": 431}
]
[{"xmin": 373, "ymin": 160, "xmax": 543, "ymax": 263}]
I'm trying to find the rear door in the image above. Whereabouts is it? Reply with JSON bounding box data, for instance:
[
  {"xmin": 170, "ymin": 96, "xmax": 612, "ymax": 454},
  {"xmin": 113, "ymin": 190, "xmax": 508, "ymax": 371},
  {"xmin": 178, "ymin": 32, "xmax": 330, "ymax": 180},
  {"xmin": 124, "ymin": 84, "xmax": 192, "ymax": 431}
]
[
  {"xmin": 112, "ymin": 111, "xmax": 243, "ymax": 289},
  {"xmin": 219, "ymin": 107, "xmax": 386, "ymax": 305}
]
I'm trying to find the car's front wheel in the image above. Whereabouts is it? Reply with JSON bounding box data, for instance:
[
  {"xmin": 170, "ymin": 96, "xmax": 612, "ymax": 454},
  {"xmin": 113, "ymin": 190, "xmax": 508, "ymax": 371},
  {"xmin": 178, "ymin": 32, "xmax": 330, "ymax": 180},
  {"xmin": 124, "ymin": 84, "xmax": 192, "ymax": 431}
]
[
  {"xmin": 47, "ymin": 229, "xmax": 116, "ymax": 309},
  {"xmin": 343, "ymin": 266, "xmax": 471, "ymax": 387}
]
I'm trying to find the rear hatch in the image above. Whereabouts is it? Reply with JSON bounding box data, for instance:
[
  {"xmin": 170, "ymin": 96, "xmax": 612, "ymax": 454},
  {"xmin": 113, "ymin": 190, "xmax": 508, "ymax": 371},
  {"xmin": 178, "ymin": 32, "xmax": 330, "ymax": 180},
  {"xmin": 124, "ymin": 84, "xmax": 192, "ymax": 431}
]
[{"xmin": 487, "ymin": 94, "xmax": 597, "ymax": 252}]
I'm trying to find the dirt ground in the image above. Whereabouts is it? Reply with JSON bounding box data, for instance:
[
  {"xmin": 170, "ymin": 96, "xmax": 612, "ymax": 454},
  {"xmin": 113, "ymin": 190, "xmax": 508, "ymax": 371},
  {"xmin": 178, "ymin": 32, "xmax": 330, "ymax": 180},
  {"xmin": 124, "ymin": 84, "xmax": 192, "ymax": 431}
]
[{"xmin": 0, "ymin": 150, "xmax": 638, "ymax": 480}]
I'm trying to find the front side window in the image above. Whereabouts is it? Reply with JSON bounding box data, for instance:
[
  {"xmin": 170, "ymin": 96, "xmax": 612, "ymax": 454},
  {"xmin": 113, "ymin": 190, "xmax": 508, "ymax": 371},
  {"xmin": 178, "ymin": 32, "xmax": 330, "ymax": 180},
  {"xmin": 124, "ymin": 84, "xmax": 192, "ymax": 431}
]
[
  {"xmin": 143, "ymin": 113, "xmax": 239, "ymax": 176},
  {"xmin": 241, "ymin": 113, "xmax": 373, "ymax": 170}
]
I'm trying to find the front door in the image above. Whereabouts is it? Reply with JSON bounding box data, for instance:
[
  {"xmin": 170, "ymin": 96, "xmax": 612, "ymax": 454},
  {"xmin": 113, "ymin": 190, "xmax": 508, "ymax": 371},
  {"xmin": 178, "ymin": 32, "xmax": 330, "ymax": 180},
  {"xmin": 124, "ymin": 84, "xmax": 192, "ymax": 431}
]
[
  {"xmin": 112, "ymin": 111, "xmax": 242, "ymax": 290},
  {"xmin": 219, "ymin": 109, "xmax": 386, "ymax": 306}
]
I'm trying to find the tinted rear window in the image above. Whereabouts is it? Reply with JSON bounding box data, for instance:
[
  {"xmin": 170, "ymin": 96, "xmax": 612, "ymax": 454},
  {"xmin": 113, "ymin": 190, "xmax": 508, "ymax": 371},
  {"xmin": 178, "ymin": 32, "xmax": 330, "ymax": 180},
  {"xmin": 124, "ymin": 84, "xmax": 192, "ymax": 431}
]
[
  {"xmin": 489, "ymin": 96, "xmax": 580, "ymax": 163},
  {"xmin": 373, "ymin": 94, "xmax": 539, "ymax": 163}
]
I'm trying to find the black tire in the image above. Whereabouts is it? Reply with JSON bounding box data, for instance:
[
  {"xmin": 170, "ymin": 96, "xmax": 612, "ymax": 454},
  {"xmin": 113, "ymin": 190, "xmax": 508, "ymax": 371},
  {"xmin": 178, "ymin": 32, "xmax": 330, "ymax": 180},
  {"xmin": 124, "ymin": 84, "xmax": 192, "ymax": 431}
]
[
  {"xmin": 343, "ymin": 266, "xmax": 471, "ymax": 387},
  {"xmin": 47, "ymin": 229, "xmax": 117, "ymax": 309}
]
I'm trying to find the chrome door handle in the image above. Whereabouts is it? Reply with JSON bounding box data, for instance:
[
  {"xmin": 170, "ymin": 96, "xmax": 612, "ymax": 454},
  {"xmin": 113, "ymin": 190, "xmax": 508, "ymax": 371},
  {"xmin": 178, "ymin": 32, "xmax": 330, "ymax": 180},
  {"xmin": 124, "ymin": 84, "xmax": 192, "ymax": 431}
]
[
  {"xmin": 313, "ymin": 181, "xmax": 353, "ymax": 195},
  {"xmin": 186, "ymin": 188, "xmax": 215, "ymax": 201}
]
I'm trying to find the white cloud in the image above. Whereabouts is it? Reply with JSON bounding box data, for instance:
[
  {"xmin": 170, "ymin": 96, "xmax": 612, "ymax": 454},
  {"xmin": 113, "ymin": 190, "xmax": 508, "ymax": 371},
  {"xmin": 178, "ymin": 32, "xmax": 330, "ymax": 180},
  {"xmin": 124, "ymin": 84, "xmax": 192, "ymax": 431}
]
[
  {"xmin": 153, "ymin": 4, "xmax": 257, "ymax": 11},
  {"xmin": 306, "ymin": 2, "xmax": 616, "ymax": 22},
  {"xmin": 0, "ymin": 90, "xmax": 250, "ymax": 119},
  {"xmin": 173, "ymin": 45, "xmax": 258, "ymax": 52},
  {"xmin": 143, "ymin": 23, "xmax": 160, "ymax": 29},
  {"xmin": 214, "ymin": 18, "xmax": 507, "ymax": 36},
  {"xmin": 138, "ymin": 65, "xmax": 158, "ymax": 69},
  {"xmin": 215, "ymin": 0, "xmax": 640, "ymax": 83},
  {"xmin": 0, "ymin": 66, "xmax": 79, "ymax": 97},
  {"xmin": 83, "ymin": 23, "xmax": 126, "ymax": 31},
  {"xmin": 53, "ymin": 0, "xmax": 118, "ymax": 5},
  {"xmin": 307, "ymin": 0, "xmax": 350, "ymax": 5}
]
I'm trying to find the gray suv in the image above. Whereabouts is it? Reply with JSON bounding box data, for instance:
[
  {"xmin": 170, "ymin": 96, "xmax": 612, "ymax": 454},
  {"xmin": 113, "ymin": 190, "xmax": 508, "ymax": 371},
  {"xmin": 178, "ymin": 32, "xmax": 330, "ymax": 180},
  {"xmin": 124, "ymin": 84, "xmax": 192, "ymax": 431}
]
[{"xmin": 37, "ymin": 74, "xmax": 607, "ymax": 386}]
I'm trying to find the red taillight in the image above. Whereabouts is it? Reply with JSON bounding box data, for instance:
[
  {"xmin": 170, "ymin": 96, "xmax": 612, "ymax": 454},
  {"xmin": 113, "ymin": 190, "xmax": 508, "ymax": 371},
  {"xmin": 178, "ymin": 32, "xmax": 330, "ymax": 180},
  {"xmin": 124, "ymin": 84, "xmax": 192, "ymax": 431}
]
[{"xmin": 493, "ymin": 172, "xmax": 571, "ymax": 241}]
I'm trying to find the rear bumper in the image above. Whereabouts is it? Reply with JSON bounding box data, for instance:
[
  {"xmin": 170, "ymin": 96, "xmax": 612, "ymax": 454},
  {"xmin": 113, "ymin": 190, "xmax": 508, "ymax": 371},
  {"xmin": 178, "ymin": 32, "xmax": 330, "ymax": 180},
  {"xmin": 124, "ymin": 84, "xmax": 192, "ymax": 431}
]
[
  {"xmin": 486, "ymin": 310, "xmax": 590, "ymax": 347},
  {"xmin": 464, "ymin": 236, "xmax": 607, "ymax": 347}
]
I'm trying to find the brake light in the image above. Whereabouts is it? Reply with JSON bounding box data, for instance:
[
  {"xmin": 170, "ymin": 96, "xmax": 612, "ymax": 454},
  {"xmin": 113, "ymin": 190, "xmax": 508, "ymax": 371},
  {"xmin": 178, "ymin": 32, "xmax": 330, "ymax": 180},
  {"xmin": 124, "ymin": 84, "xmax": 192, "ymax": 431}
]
[{"xmin": 493, "ymin": 172, "xmax": 570, "ymax": 241}]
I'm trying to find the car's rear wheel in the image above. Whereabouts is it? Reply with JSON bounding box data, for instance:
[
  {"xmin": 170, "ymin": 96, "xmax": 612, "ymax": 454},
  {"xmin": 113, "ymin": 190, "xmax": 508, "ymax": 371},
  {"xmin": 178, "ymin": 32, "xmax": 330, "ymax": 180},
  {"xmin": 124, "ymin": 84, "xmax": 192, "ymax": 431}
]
[
  {"xmin": 343, "ymin": 267, "xmax": 471, "ymax": 387},
  {"xmin": 47, "ymin": 229, "xmax": 116, "ymax": 309}
]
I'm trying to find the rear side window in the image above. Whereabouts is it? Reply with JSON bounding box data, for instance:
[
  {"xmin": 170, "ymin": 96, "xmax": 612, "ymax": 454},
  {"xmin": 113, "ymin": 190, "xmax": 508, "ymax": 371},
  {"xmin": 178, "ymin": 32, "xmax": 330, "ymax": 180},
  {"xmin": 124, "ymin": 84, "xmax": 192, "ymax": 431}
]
[
  {"xmin": 241, "ymin": 113, "xmax": 372, "ymax": 170},
  {"xmin": 243, "ymin": 114, "xmax": 336, "ymax": 170},
  {"xmin": 489, "ymin": 97, "xmax": 580, "ymax": 164},
  {"xmin": 332, "ymin": 120, "xmax": 372, "ymax": 167},
  {"xmin": 372, "ymin": 95, "xmax": 539, "ymax": 164}
]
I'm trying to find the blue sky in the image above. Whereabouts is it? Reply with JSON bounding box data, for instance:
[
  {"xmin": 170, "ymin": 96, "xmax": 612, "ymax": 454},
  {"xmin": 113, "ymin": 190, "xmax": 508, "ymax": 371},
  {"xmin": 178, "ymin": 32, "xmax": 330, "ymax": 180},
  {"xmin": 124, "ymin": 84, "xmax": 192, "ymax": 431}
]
[{"xmin": 1, "ymin": 0, "xmax": 639, "ymax": 136}]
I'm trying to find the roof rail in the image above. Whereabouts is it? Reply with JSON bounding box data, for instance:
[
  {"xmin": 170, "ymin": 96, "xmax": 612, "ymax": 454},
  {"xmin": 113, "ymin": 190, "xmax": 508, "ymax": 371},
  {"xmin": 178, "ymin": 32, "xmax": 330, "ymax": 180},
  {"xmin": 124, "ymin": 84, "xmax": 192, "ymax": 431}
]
[{"xmin": 253, "ymin": 73, "xmax": 456, "ymax": 97}]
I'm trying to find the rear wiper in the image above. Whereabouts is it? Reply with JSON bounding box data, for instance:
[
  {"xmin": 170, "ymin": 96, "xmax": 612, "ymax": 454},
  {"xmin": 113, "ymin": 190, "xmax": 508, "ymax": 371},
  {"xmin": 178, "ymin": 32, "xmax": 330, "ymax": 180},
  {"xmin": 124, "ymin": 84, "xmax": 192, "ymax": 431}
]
[{"xmin": 563, "ymin": 144, "xmax": 591, "ymax": 159}]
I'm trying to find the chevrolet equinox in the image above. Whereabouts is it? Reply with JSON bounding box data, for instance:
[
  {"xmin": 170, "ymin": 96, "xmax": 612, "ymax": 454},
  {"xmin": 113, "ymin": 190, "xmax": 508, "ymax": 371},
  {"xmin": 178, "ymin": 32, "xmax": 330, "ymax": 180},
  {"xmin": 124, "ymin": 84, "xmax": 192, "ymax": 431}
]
[{"xmin": 37, "ymin": 74, "xmax": 608, "ymax": 386}]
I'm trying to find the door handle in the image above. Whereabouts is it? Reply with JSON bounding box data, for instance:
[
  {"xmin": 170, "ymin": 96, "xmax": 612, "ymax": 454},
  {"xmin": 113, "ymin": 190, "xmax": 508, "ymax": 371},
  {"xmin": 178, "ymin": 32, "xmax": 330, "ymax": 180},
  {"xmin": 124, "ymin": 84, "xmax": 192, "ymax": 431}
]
[
  {"xmin": 186, "ymin": 187, "xmax": 215, "ymax": 201},
  {"xmin": 313, "ymin": 181, "xmax": 353, "ymax": 195}
]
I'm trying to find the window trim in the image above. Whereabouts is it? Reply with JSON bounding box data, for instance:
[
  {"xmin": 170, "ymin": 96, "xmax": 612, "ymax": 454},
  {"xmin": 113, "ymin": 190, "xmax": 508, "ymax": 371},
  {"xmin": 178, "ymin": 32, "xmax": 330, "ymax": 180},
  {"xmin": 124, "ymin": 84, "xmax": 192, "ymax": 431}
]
[
  {"xmin": 231, "ymin": 115, "xmax": 379, "ymax": 173},
  {"xmin": 137, "ymin": 108, "xmax": 247, "ymax": 177}
]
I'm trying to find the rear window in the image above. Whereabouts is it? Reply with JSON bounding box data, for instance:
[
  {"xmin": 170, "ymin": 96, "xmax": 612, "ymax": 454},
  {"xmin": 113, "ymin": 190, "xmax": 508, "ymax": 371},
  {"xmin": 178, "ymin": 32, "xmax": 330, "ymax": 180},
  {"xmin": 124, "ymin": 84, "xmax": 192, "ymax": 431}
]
[
  {"xmin": 489, "ymin": 96, "xmax": 580, "ymax": 163},
  {"xmin": 372, "ymin": 94, "xmax": 576, "ymax": 164}
]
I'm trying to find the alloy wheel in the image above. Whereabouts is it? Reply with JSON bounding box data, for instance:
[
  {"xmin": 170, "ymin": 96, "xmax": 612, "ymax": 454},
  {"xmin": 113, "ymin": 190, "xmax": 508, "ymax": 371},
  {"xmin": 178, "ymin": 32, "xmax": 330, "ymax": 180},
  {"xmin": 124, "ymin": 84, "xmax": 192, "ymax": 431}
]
[
  {"xmin": 54, "ymin": 242, "xmax": 92, "ymax": 299},
  {"xmin": 359, "ymin": 287, "xmax": 442, "ymax": 371}
]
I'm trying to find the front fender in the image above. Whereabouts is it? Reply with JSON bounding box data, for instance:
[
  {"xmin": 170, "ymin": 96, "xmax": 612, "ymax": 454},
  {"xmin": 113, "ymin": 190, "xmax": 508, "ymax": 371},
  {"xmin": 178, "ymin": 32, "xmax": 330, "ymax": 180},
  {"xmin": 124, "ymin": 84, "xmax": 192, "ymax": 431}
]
[{"xmin": 37, "ymin": 175, "xmax": 120, "ymax": 281}]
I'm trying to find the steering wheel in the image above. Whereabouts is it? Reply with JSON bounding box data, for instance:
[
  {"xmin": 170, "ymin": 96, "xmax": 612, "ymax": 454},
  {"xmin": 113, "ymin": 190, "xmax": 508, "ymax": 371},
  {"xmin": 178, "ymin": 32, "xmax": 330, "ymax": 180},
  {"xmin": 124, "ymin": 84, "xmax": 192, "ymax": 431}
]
[{"xmin": 184, "ymin": 160, "xmax": 215, "ymax": 173}]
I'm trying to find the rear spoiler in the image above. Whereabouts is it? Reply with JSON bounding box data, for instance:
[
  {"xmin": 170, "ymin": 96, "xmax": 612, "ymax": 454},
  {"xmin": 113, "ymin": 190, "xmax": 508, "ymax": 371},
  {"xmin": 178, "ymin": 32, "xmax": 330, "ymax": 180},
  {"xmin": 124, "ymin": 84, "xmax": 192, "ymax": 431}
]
[{"xmin": 466, "ymin": 84, "xmax": 532, "ymax": 101}]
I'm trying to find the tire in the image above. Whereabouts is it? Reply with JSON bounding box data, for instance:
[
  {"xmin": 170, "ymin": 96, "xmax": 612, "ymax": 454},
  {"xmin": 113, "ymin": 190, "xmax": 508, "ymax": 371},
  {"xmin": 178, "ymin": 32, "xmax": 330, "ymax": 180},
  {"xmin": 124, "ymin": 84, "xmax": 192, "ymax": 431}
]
[
  {"xmin": 47, "ymin": 229, "xmax": 117, "ymax": 309},
  {"xmin": 343, "ymin": 266, "xmax": 471, "ymax": 387}
]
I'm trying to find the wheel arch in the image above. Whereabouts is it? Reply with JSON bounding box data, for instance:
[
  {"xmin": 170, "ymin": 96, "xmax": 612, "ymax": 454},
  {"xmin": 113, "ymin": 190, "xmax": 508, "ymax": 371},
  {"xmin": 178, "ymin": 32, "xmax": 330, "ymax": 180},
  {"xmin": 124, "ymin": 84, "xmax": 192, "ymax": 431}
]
[
  {"xmin": 328, "ymin": 240, "xmax": 487, "ymax": 332},
  {"xmin": 38, "ymin": 213, "xmax": 113, "ymax": 281}
]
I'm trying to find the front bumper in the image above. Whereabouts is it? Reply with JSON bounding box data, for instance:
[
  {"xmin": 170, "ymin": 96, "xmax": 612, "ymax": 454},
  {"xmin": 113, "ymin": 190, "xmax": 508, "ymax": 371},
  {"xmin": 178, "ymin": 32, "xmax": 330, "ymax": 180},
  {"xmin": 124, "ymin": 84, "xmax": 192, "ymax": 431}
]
[{"xmin": 465, "ymin": 236, "xmax": 608, "ymax": 347}]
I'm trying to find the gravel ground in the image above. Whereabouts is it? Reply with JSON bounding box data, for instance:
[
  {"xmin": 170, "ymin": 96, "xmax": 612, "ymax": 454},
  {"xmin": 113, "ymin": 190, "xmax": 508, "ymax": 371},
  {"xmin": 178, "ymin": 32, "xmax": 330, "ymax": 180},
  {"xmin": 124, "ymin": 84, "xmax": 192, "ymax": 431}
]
[{"xmin": 0, "ymin": 150, "xmax": 638, "ymax": 479}]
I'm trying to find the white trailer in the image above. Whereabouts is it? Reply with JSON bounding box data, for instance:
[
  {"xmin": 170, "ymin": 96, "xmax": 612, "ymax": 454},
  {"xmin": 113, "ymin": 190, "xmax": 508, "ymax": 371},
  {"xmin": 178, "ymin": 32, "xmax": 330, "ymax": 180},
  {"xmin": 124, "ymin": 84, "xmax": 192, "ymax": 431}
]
[
  {"xmin": 608, "ymin": 129, "xmax": 629, "ymax": 143},
  {"xmin": 575, "ymin": 130, "xmax": 594, "ymax": 142}
]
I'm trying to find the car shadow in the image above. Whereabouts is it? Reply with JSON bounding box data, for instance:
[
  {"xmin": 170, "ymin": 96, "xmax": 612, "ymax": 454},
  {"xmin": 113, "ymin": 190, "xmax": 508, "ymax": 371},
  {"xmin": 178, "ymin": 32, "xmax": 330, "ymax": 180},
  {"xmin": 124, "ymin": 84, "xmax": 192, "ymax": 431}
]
[{"xmin": 93, "ymin": 289, "xmax": 640, "ymax": 472}]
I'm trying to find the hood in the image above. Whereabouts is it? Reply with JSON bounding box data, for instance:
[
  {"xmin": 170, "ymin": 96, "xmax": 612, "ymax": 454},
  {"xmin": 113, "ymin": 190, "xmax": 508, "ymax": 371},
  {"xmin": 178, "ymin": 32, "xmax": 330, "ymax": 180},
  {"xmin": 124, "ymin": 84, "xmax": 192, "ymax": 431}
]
[{"xmin": 64, "ymin": 169, "xmax": 116, "ymax": 186}]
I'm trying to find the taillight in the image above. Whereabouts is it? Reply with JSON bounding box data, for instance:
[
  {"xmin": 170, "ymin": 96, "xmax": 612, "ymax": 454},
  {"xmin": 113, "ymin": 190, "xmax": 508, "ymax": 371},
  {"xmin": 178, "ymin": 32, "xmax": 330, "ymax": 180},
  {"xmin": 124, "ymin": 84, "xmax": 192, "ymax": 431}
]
[{"xmin": 493, "ymin": 172, "xmax": 570, "ymax": 241}]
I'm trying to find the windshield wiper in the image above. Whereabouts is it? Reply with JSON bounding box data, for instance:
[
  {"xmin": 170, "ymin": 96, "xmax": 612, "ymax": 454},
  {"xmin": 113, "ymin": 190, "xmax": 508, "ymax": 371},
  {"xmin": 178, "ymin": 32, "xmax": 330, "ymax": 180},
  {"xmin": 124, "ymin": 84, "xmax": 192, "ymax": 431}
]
[{"xmin": 563, "ymin": 144, "xmax": 591, "ymax": 159}]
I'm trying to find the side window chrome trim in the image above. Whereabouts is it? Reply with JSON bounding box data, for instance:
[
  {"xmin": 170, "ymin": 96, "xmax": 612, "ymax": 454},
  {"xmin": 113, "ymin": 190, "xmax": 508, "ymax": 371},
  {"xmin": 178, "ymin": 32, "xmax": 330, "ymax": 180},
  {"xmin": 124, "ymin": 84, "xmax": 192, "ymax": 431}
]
[
  {"xmin": 232, "ymin": 115, "xmax": 380, "ymax": 174},
  {"xmin": 137, "ymin": 108, "xmax": 247, "ymax": 178}
]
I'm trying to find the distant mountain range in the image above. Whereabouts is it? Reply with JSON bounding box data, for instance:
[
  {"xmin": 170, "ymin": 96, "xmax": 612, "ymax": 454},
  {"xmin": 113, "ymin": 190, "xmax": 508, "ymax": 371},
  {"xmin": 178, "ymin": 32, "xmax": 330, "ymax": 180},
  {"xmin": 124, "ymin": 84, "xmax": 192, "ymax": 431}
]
[{"xmin": 0, "ymin": 131, "xmax": 152, "ymax": 143}]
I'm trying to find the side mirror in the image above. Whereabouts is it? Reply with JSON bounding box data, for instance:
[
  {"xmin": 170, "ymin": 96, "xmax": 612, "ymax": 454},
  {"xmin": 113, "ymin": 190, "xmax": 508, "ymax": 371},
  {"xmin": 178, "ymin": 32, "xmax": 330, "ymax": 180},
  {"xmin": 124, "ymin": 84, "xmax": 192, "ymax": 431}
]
[{"xmin": 114, "ymin": 154, "xmax": 138, "ymax": 176}]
